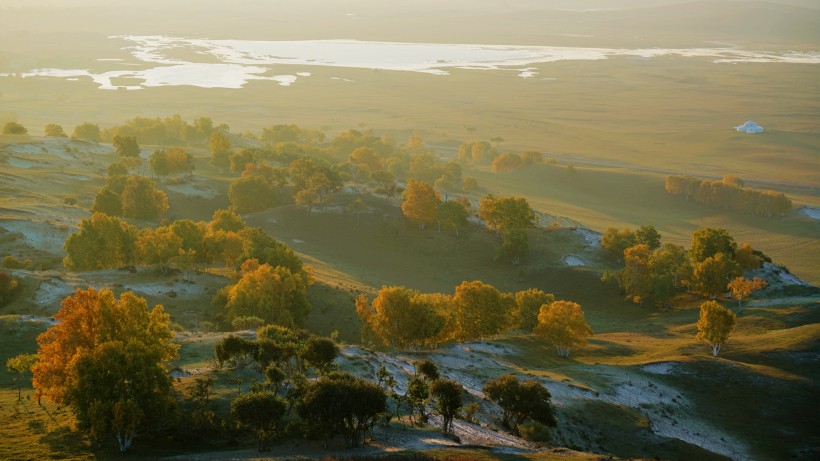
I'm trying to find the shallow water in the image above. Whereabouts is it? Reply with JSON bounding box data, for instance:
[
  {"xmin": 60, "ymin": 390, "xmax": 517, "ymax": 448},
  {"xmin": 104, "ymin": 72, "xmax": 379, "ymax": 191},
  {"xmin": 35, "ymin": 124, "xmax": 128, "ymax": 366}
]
[{"xmin": 7, "ymin": 36, "xmax": 820, "ymax": 90}]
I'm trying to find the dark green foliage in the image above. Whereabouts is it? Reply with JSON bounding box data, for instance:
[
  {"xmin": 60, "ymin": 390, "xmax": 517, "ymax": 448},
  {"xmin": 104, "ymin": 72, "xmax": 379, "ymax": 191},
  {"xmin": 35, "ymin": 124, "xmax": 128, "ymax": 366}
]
[
  {"xmin": 190, "ymin": 377, "xmax": 215, "ymax": 405},
  {"xmin": 635, "ymin": 225, "xmax": 662, "ymax": 250},
  {"xmin": 231, "ymin": 391, "xmax": 287, "ymax": 451},
  {"xmin": 498, "ymin": 228, "xmax": 528, "ymax": 265},
  {"xmin": 483, "ymin": 374, "xmax": 556, "ymax": 435},
  {"xmin": 300, "ymin": 337, "xmax": 339, "ymax": 374},
  {"xmin": 214, "ymin": 335, "xmax": 257, "ymax": 369},
  {"xmin": 414, "ymin": 359, "xmax": 439, "ymax": 382},
  {"xmin": 239, "ymin": 227, "xmax": 304, "ymax": 274},
  {"xmin": 91, "ymin": 187, "xmax": 123, "ymax": 216},
  {"xmin": 66, "ymin": 341, "xmax": 177, "ymax": 453},
  {"xmin": 0, "ymin": 271, "xmax": 20, "ymax": 306},
  {"xmin": 690, "ymin": 227, "xmax": 737, "ymax": 263},
  {"xmin": 406, "ymin": 375, "xmax": 430, "ymax": 425},
  {"xmin": 297, "ymin": 372, "xmax": 387, "ymax": 448},
  {"xmin": 430, "ymin": 379, "xmax": 463, "ymax": 433},
  {"xmin": 264, "ymin": 364, "xmax": 286, "ymax": 394},
  {"xmin": 113, "ymin": 135, "xmax": 140, "ymax": 157}
]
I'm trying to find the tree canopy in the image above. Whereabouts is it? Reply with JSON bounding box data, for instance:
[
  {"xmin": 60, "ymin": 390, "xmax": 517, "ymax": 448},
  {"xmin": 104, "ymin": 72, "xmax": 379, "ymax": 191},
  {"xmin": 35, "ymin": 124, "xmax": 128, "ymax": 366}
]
[
  {"xmin": 2, "ymin": 121, "xmax": 28, "ymax": 134},
  {"xmin": 113, "ymin": 135, "xmax": 141, "ymax": 157},
  {"xmin": 534, "ymin": 300, "xmax": 593, "ymax": 357},
  {"xmin": 401, "ymin": 179, "xmax": 440, "ymax": 230},
  {"xmin": 64, "ymin": 213, "xmax": 138, "ymax": 270},
  {"xmin": 71, "ymin": 122, "xmax": 101, "ymax": 142},
  {"xmin": 297, "ymin": 372, "xmax": 386, "ymax": 448},
  {"xmin": 696, "ymin": 300, "xmax": 737, "ymax": 357},
  {"xmin": 451, "ymin": 280, "xmax": 509, "ymax": 341},
  {"xmin": 220, "ymin": 260, "xmax": 311, "ymax": 328},
  {"xmin": 32, "ymin": 288, "xmax": 177, "ymax": 453},
  {"xmin": 121, "ymin": 176, "xmax": 169, "ymax": 221},
  {"xmin": 483, "ymin": 374, "xmax": 556, "ymax": 434}
]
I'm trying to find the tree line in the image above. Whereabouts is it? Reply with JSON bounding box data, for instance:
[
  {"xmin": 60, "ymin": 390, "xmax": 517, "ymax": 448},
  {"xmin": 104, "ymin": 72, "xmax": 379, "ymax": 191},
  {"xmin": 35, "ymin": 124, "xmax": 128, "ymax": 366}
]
[
  {"xmin": 665, "ymin": 174, "xmax": 791, "ymax": 217},
  {"xmin": 356, "ymin": 282, "xmax": 592, "ymax": 358}
]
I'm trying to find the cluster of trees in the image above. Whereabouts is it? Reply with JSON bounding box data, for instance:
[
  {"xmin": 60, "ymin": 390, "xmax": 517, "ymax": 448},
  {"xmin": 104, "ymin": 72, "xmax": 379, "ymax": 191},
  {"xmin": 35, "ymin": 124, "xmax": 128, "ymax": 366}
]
[
  {"xmin": 149, "ymin": 147, "xmax": 194, "ymax": 179},
  {"xmin": 102, "ymin": 115, "xmax": 225, "ymax": 146},
  {"xmin": 63, "ymin": 209, "xmax": 306, "ymax": 285},
  {"xmin": 491, "ymin": 150, "xmax": 543, "ymax": 173},
  {"xmin": 603, "ymin": 226, "xmax": 769, "ymax": 308},
  {"xmin": 665, "ymin": 175, "xmax": 791, "ymax": 218},
  {"xmin": 212, "ymin": 338, "xmax": 487, "ymax": 450},
  {"xmin": 458, "ymin": 140, "xmax": 495, "ymax": 163},
  {"xmin": 92, "ymin": 172, "xmax": 169, "ymax": 221},
  {"xmin": 356, "ymin": 283, "xmax": 592, "ymax": 356},
  {"xmin": 479, "ymin": 195, "xmax": 536, "ymax": 265},
  {"xmin": 30, "ymin": 288, "xmax": 178, "ymax": 453},
  {"xmin": 211, "ymin": 327, "xmax": 385, "ymax": 449}
]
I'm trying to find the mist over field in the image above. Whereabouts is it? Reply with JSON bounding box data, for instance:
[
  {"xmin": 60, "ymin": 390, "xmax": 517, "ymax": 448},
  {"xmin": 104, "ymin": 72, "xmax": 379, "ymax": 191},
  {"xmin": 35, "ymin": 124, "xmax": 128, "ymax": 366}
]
[{"xmin": 0, "ymin": 1, "xmax": 818, "ymax": 460}]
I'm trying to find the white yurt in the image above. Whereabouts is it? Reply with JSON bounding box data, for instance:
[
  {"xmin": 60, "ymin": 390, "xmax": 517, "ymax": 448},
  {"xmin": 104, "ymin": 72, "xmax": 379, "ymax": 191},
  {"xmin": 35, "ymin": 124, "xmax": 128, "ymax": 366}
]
[{"xmin": 735, "ymin": 121, "xmax": 764, "ymax": 133}]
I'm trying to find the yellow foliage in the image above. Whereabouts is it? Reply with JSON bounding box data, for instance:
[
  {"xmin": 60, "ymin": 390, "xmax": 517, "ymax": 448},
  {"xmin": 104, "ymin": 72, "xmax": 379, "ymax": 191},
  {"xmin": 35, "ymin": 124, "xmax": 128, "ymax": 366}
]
[{"xmin": 31, "ymin": 288, "xmax": 176, "ymax": 403}]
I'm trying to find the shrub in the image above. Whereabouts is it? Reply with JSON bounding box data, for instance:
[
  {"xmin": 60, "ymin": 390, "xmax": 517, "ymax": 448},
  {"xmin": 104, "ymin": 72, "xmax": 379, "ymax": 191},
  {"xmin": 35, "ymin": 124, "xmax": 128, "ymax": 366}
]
[
  {"xmin": 519, "ymin": 421, "xmax": 553, "ymax": 444},
  {"xmin": 2, "ymin": 121, "xmax": 27, "ymax": 135},
  {"xmin": 232, "ymin": 316, "xmax": 265, "ymax": 330},
  {"xmin": 0, "ymin": 271, "xmax": 20, "ymax": 305}
]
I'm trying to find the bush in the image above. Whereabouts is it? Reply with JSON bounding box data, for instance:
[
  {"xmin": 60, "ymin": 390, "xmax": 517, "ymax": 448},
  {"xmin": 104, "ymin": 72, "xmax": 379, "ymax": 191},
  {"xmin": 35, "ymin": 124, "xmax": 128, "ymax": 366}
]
[
  {"xmin": 232, "ymin": 316, "xmax": 265, "ymax": 330},
  {"xmin": 2, "ymin": 121, "xmax": 27, "ymax": 135},
  {"xmin": 0, "ymin": 271, "xmax": 19, "ymax": 305},
  {"xmin": 519, "ymin": 421, "xmax": 553, "ymax": 444},
  {"xmin": 2, "ymin": 256, "xmax": 30, "ymax": 269}
]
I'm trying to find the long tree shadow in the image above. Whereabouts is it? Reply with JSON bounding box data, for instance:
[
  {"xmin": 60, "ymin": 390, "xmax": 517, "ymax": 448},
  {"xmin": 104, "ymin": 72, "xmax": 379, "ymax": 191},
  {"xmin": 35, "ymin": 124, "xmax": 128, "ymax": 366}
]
[{"xmin": 39, "ymin": 426, "xmax": 93, "ymax": 459}]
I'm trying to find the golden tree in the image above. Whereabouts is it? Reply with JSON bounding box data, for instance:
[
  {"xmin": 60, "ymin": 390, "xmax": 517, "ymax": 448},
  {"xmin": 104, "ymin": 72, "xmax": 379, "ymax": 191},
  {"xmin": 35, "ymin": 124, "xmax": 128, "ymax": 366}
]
[
  {"xmin": 136, "ymin": 226, "xmax": 183, "ymax": 273},
  {"xmin": 222, "ymin": 260, "xmax": 311, "ymax": 328},
  {"xmin": 727, "ymin": 276, "xmax": 767, "ymax": 313},
  {"xmin": 696, "ymin": 300, "xmax": 737, "ymax": 357},
  {"xmin": 401, "ymin": 179, "xmax": 440, "ymax": 230},
  {"xmin": 451, "ymin": 280, "xmax": 509, "ymax": 341},
  {"xmin": 514, "ymin": 288, "xmax": 554, "ymax": 331},
  {"xmin": 534, "ymin": 300, "xmax": 593, "ymax": 358},
  {"xmin": 355, "ymin": 286, "xmax": 444, "ymax": 351},
  {"xmin": 64, "ymin": 212, "xmax": 138, "ymax": 270},
  {"xmin": 121, "ymin": 176, "xmax": 169, "ymax": 221},
  {"xmin": 32, "ymin": 288, "xmax": 177, "ymax": 404}
]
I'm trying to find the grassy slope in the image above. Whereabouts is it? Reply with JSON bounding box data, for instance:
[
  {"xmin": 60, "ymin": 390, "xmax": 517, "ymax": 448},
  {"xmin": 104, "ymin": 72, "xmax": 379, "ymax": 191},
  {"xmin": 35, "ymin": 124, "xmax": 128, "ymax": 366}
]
[{"xmin": 470, "ymin": 162, "xmax": 820, "ymax": 285}]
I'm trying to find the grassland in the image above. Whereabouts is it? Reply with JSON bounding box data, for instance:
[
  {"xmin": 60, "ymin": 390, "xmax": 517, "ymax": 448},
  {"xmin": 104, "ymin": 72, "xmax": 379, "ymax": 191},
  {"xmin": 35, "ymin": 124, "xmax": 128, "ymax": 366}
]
[{"xmin": 0, "ymin": 2, "xmax": 818, "ymax": 459}]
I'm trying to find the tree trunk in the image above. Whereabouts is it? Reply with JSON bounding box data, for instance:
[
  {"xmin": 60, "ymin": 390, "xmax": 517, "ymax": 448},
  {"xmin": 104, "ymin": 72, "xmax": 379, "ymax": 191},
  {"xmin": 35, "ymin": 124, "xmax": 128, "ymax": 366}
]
[{"xmin": 712, "ymin": 344, "xmax": 721, "ymax": 357}]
